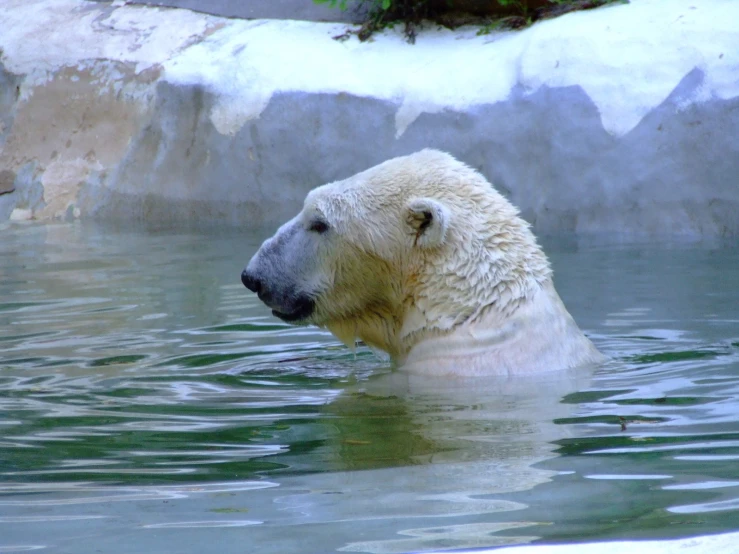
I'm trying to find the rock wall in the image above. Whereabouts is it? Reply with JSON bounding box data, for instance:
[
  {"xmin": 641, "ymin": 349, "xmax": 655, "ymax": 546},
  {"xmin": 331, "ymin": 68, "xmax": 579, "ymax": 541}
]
[{"xmin": 1, "ymin": 0, "xmax": 738, "ymax": 237}]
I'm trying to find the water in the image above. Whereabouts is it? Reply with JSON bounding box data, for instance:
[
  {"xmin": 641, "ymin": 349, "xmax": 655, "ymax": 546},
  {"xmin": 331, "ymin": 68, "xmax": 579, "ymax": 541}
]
[{"xmin": 1, "ymin": 222, "xmax": 738, "ymax": 553}]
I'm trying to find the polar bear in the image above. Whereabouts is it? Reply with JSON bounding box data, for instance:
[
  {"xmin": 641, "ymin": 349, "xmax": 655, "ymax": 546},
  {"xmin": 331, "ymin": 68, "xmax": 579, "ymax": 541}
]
[{"xmin": 241, "ymin": 150, "xmax": 603, "ymax": 376}]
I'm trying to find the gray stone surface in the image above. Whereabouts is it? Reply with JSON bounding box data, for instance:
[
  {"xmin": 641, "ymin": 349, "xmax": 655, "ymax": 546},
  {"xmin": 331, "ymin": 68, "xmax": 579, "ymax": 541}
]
[
  {"xmin": 120, "ymin": 0, "xmax": 362, "ymax": 22},
  {"xmin": 81, "ymin": 82, "xmax": 739, "ymax": 237}
]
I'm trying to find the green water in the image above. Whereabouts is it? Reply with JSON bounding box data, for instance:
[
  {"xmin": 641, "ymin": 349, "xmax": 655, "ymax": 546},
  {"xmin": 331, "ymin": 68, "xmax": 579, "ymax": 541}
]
[{"xmin": 1, "ymin": 223, "xmax": 738, "ymax": 553}]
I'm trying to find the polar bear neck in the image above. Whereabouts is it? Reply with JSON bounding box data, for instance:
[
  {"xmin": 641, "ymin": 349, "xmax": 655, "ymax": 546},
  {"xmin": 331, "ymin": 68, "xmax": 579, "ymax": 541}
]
[
  {"xmin": 397, "ymin": 210, "xmax": 553, "ymax": 350},
  {"xmin": 328, "ymin": 215, "xmax": 554, "ymax": 366},
  {"xmin": 401, "ymin": 279, "xmax": 604, "ymax": 376}
]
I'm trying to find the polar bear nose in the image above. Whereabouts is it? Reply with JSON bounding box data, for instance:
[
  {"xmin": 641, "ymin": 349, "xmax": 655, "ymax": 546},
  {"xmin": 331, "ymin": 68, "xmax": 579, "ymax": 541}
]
[{"xmin": 241, "ymin": 269, "xmax": 261, "ymax": 294}]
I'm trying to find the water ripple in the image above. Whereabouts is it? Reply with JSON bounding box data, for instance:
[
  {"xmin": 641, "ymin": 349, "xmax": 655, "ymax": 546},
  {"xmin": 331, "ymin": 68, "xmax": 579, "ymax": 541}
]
[{"xmin": 2, "ymin": 225, "xmax": 739, "ymax": 551}]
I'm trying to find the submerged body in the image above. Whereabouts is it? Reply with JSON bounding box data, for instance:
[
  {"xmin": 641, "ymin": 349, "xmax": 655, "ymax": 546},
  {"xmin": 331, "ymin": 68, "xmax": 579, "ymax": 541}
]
[
  {"xmin": 242, "ymin": 150, "xmax": 603, "ymax": 376},
  {"xmin": 400, "ymin": 280, "xmax": 601, "ymax": 376}
]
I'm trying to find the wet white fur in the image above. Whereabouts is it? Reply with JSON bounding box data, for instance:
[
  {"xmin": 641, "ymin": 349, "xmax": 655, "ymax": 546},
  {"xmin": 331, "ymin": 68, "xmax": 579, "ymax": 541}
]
[{"xmin": 279, "ymin": 150, "xmax": 603, "ymax": 376}]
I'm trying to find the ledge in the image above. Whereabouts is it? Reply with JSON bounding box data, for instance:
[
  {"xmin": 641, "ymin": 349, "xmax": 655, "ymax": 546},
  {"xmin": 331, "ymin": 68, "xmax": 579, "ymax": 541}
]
[{"xmin": 1, "ymin": 0, "xmax": 737, "ymax": 237}]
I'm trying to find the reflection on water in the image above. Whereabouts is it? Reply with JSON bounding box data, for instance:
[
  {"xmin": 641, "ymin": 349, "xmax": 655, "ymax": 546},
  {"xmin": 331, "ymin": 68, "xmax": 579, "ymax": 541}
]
[{"xmin": 0, "ymin": 222, "xmax": 738, "ymax": 553}]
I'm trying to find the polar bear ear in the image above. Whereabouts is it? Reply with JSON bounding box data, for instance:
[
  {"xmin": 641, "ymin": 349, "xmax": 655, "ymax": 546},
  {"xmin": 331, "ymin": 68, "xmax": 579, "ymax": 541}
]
[{"xmin": 405, "ymin": 198, "xmax": 450, "ymax": 249}]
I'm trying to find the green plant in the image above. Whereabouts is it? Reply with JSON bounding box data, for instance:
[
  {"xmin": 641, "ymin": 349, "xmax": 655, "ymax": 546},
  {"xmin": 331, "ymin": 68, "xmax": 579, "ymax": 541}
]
[
  {"xmin": 315, "ymin": 0, "xmax": 432, "ymax": 43},
  {"xmin": 314, "ymin": 0, "xmax": 392, "ymax": 10},
  {"xmin": 314, "ymin": 0, "xmax": 629, "ymax": 42},
  {"xmin": 496, "ymin": 0, "xmax": 528, "ymax": 15},
  {"xmin": 313, "ymin": 0, "xmax": 350, "ymax": 9}
]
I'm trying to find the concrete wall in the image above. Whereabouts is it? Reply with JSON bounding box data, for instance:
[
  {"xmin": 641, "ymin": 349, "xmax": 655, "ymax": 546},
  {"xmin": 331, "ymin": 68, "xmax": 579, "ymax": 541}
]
[
  {"xmin": 1, "ymin": 0, "xmax": 738, "ymax": 237},
  {"xmin": 125, "ymin": 0, "xmax": 362, "ymax": 22}
]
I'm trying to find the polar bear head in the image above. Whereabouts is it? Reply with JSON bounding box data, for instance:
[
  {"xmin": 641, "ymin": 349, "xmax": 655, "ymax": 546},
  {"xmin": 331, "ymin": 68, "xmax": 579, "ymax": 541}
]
[{"xmin": 241, "ymin": 150, "xmax": 552, "ymax": 363}]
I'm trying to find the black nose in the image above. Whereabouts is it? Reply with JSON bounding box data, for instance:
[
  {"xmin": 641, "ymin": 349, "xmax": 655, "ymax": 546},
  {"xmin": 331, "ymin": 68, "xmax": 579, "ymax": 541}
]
[{"xmin": 241, "ymin": 269, "xmax": 261, "ymax": 294}]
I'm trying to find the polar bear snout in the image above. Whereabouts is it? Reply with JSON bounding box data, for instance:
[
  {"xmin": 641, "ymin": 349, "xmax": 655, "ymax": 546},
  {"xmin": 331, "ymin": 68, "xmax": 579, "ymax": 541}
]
[
  {"xmin": 242, "ymin": 234, "xmax": 318, "ymax": 325},
  {"xmin": 241, "ymin": 265, "xmax": 316, "ymax": 323},
  {"xmin": 241, "ymin": 269, "xmax": 262, "ymax": 294}
]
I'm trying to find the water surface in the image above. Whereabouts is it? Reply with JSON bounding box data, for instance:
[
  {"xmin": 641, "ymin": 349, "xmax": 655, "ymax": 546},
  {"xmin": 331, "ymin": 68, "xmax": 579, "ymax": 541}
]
[{"xmin": 1, "ymin": 222, "xmax": 738, "ymax": 553}]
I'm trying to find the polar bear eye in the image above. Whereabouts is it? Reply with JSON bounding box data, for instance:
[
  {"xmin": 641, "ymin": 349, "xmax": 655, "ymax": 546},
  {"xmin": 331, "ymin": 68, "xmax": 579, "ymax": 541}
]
[{"xmin": 308, "ymin": 219, "xmax": 330, "ymax": 234}]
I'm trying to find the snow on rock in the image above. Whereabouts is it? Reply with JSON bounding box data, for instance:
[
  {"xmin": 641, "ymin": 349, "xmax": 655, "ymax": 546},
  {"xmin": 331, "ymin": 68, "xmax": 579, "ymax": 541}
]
[
  {"xmin": 162, "ymin": 0, "xmax": 739, "ymax": 138},
  {"xmin": 516, "ymin": 0, "xmax": 739, "ymax": 136},
  {"xmin": 0, "ymin": 0, "xmax": 738, "ymax": 236},
  {"xmin": 0, "ymin": 0, "xmax": 217, "ymax": 89}
]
